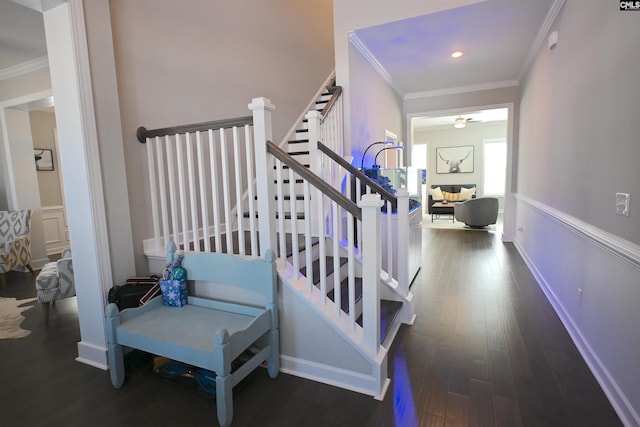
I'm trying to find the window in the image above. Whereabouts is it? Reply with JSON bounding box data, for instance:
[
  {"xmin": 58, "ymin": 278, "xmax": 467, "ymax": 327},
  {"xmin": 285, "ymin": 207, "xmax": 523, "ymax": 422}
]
[{"xmin": 483, "ymin": 139, "xmax": 507, "ymax": 196}]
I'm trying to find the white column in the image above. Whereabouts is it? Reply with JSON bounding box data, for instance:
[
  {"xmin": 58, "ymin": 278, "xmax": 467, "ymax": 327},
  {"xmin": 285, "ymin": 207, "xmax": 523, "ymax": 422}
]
[
  {"xmin": 44, "ymin": 1, "xmax": 113, "ymax": 369},
  {"xmin": 248, "ymin": 97, "xmax": 276, "ymax": 257},
  {"xmin": 358, "ymin": 194, "xmax": 382, "ymax": 354}
]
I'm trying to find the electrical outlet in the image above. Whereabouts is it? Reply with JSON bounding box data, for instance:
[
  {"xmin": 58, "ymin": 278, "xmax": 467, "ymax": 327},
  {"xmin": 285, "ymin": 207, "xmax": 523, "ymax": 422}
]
[{"xmin": 616, "ymin": 193, "xmax": 630, "ymax": 216}]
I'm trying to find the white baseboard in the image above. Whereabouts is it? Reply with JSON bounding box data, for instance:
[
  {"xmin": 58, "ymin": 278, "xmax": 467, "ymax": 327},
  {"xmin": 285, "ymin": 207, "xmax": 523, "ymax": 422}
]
[
  {"xmin": 76, "ymin": 340, "xmax": 108, "ymax": 370},
  {"xmin": 280, "ymin": 354, "xmax": 388, "ymax": 400},
  {"xmin": 31, "ymin": 257, "xmax": 50, "ymax": 270}
]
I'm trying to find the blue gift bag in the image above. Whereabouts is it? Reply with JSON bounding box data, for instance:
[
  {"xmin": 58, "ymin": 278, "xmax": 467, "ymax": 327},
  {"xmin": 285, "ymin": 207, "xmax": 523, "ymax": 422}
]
[
  {"xmin": 160, "ymin": 254, "xmax": 187, "ymax": 307},
  {"xmin": 159, "ymin": 278, "xmax": 187, "ymax": 307}
]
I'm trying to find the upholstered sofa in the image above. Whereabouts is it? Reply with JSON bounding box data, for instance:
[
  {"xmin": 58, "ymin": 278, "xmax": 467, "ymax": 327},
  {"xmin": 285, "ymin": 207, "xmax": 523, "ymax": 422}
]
[
  {"xmin": 454, "ymin": 197, "xmax": 499, "ymax": 228},
  {"xmin": 427, "ymin": 184, "xmax": 476, "ymax": 217}
]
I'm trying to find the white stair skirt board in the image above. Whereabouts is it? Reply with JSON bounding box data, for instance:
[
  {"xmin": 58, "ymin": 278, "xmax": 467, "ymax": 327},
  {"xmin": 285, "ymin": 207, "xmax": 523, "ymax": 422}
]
[
  {"xmin": 280, "ymin": 355, "xmax": 390, "ymax": 401},
  {"xmin": 278, "ymin": 278, "xmax": 390, "ymax": 400}
]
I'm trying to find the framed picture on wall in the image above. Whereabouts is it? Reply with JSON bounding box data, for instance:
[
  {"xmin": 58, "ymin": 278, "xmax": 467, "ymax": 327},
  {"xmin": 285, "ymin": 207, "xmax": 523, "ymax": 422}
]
[
  {"xmin": 436, "ymin": 145, "xmax": 473, "ymax": 174},
  {"xmin": 34, "ymin": 148, "xmax": 54, "ymax": 171}
]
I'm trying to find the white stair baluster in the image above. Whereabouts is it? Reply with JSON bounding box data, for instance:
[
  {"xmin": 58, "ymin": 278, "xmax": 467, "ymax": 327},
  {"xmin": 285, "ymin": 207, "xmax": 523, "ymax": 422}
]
[
  {"xmin": 186, "ymin": 132, "xmax": 200, "ymax": 252},
  {"xmin": 208, "ymin": 129, "xmax": 222, "ymax": 253},
  {"xmin": 166, "ymin": 135, "xmax": 179, "ymax": 247},
  {"xmin": 154, "ymin": 137, "xmax": 170, "ymax": 250},
  {"xmin": 232, "ymin": 126, "xmax": 245, "ymax": 255},
  {"xmin": 175, "ymin": 133, "xmax": 190, "ymax": 250},
  {"xmin": 219, "ymin": 128, "xmax": 233, "ymax": 254},
  {"xmin": 196, "ymin": 131, "xmax": 211, "ymax": 252},
  {"xmin": 244, "ymin": 126, "xmax": 258, "ymax": 256}
]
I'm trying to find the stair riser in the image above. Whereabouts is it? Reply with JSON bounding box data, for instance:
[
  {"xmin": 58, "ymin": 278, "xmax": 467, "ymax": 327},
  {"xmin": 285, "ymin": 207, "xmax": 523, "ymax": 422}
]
[
  {"xmin": 287, "ymin": 243, "xmax": 321, "ymax": 269},
  {"xmin": 287, "ymin": 154, "xmax": 310, "ymax": 166},
  {"xmin": 275, "ymin": 200, "xmax": 308, "ymax": 213}
]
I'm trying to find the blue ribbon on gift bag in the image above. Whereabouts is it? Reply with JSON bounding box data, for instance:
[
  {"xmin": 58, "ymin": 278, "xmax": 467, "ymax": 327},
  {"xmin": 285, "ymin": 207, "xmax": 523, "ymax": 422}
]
[{"xmin": 160, "ymin": 254, "xmax": 188, "ymax": 307}]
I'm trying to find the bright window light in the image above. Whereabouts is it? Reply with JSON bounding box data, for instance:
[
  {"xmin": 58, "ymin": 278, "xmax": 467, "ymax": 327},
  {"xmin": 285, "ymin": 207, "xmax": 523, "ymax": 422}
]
[{"xmin": 483, "ymin": 139, "xmax": 507, "ymax": 196}]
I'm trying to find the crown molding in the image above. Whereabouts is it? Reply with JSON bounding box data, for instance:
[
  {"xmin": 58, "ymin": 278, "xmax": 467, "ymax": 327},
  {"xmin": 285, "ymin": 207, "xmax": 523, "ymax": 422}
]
[
  {"xmin": 404, "ymin": 80, "xmax": 519, "ymax": 100},
  {"xmin": 349, "ymin": 32, "xmax": 405, "ymax": 96},
  {"xmin": 518, "ymin": 0, "xmax": 566, "ymax": 82},
  {"xmin": 0, "ymin": 56, "xmax": 49, "ymax": 81}
]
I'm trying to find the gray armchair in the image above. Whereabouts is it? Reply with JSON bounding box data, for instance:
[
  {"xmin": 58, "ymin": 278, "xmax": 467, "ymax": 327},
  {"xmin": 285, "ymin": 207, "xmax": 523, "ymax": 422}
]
[{"xmin": 454, "ymin": 197, "xmax": 499, "ymax": 228}]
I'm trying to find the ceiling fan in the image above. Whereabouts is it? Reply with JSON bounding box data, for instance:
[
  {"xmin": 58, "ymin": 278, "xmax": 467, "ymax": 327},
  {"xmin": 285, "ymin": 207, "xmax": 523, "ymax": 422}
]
[{"xmin": 453, "ymin": 116, "xmax": 477, "ymax": 128}]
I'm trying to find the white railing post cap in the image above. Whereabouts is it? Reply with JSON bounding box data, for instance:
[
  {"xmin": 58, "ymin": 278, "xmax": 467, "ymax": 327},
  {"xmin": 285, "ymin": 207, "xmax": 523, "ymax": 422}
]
[
  {"xmin": 248, "ymin": 97, "xmax": 275, "ymax": 111},
  {"xmin": 358, "ymin": 193, "xmax": 383, "ymax": 208},
  {"xmin": 305, "ymin": 110, "xmax": 322, "ymax": 120},
  {"xmin": 396, "ymin": 187, "xmax": 409, "ymax": 197}
]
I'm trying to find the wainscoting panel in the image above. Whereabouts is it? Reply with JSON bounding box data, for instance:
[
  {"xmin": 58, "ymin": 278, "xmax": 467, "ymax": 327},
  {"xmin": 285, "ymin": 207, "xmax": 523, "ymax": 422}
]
[
  {"xmin": 42, "ymin": 205, "xmax": 70, "ymax": 255},
  {"xmin": 514, "ymin": 194, "xmax": 640, "ymax": 426}
]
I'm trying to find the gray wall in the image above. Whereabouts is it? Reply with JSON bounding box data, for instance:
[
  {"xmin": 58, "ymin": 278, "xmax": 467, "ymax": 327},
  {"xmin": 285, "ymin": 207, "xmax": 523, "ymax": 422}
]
[
  {"xmin": 106, "ymin": 0, "xmax": 335, "ymax": 271},
  {"xmin": 515, "ymin": 1, "xmax": 640, "ymax": 423},
  {"xmin": 348, "ymin": 42, "xmax": 404, "ymax": 166},
  {"xmin": 414, "ymin": 122, "xmax": 507, "ymax": 197},
  {"xmin": 518, "ymin": 1, "xmax": 639, "ymax": 245}
]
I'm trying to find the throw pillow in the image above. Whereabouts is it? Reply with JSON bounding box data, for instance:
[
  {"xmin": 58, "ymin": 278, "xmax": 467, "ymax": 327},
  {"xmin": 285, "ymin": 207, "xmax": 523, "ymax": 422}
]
[
  {"xmin": 428, "ymin": 187, "xmax": 444, "ymax": 200},
  {"xmin": 442, "ymin": 191, "xmax": 460, "ymax": 201},
  {"xmin": 459, "ymin": 186, "xmax": 476, "ymax": 200}
]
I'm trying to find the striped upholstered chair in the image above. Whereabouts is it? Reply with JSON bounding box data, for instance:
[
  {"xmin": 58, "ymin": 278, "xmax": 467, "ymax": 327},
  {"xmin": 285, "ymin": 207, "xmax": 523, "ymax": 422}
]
[
  {"xmin": 35, "ymin": 248, "xmax": 75, "ymax": 323},
  {"xmin": 0, "ymin": 210, "xmax": 35, "ymax": 286}
]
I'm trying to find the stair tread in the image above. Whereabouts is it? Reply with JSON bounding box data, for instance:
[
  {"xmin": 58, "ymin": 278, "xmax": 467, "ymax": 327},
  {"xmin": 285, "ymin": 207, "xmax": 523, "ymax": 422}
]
[
  {"xmin": 276, "ymin": 179, "xmax": 304, "ymax": 184},
  {"xmin": 243, "ymin": 211, "xmax": 306, "ymax": 220},
  {"xmin": 327, "ymin": 277, "xmax": 363, "ymax": 313},
  {"xmin": 300, "ymin": 255, "xmax": 348, "ymax": 285},
  {"xmin": 356, "ymin": 300, "xmax": 403, "ymax": 344},
  {"xmin": 275, "ymin": 164, "xmax": 310, "ymax": 169}
]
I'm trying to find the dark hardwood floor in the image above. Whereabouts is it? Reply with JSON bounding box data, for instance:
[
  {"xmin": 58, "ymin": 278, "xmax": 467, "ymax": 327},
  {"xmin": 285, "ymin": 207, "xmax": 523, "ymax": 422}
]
[{"xmin": 0, "ymin": 223, "xmax": 622, "ymax": 427}]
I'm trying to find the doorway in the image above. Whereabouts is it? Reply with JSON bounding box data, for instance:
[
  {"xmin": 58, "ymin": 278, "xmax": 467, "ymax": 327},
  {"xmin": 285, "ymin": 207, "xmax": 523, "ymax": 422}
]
[{"xmin": 408, "ymin": 105, "xmax": 515, "ymax": 240}]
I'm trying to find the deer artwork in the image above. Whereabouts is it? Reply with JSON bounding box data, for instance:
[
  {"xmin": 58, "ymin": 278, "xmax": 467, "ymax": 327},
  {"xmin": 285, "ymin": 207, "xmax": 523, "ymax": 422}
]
[{"xmin": 439, "ymin": 150, "xmax": 471, "ymax": 173}]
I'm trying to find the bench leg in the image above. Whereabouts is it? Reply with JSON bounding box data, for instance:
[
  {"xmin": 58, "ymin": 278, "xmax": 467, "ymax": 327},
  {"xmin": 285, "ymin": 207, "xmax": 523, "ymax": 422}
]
[
  {"xmin": 108, "ymin": 342, "xmax": 125, "ymax": 388},
  {"xmin": 267, "ymin": 329, "xmax": 280, "ymax": 378},
  {"xmin": 216, "ymin": 374, "xmax": 233, "ymax": 427}
]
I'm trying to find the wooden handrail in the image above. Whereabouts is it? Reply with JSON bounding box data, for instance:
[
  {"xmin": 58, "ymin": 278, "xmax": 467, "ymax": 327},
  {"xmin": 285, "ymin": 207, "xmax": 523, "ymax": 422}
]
[
  {"xmin": 266, "ymin": 141, "xmax": 362, "ymax": 220},
  {"xmin": 317, "ymin": 142, "xmax": 397, "ymax": 208},
  {"xmin": 137, "ymin": 116, "xmax": 253, "ymax": 143},
  {"xmin": 319, "ymin": 86, "xmax": 342, "ymax": 118}
]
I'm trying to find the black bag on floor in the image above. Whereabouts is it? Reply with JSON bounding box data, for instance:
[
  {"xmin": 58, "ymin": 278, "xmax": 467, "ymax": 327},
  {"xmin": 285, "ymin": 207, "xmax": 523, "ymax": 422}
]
[{"xmin": 108, "ymin": 276, "xmax": 160, "ymax": 310}]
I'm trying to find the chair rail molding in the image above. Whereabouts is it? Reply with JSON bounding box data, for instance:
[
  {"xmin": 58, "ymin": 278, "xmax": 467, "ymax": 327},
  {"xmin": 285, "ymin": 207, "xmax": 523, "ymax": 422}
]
[{"xmin": 515, "ymin": 194, "xmax": 640, "ymax": 269}]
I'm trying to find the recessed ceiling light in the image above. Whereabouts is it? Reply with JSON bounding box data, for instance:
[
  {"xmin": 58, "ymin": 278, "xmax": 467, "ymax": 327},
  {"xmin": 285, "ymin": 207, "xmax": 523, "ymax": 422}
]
[{"xmin": 451, "ymin": 51, "xmax": 463, "ymax": 58}]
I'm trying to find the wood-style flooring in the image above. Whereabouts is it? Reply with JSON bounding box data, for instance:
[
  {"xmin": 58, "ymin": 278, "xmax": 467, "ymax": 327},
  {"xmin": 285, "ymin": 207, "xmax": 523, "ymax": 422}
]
[{"xmin": 0, "ymin": 223, "xmax": 622, "ymax": 426}]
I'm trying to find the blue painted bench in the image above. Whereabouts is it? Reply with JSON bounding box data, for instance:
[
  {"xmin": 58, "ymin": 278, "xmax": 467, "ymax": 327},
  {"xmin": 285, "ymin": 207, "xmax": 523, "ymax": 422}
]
[{"xmin": 106, "ymin": 245, "xmax": 279, "ymax": 427}]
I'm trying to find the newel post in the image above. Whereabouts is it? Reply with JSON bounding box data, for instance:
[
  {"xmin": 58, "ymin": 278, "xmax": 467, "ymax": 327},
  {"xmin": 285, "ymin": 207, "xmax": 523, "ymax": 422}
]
[
  {"xmin": 396, "ymin": 188, "xmax": 410, "ymax": 297},
  {"xmin": 249, "ymin": 97, "xmax": 277, "ymax": 257},
  {"xmin": 358, "ymin": 194, "xmax": 383, "ymax": 354}
]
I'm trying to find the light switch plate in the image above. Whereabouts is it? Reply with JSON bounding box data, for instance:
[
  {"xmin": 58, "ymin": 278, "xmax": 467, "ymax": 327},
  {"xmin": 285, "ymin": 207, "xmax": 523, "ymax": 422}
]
[{"xmin": 616, "ymin": 193, "xmax": 630, "ymax": 216}]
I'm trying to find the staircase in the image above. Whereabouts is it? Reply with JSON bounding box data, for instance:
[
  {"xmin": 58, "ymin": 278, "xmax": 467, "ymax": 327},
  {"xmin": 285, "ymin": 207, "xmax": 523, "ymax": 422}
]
[{"xmin": 139, "ymin": 74, "xmax": 416, "ymax": 400}]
